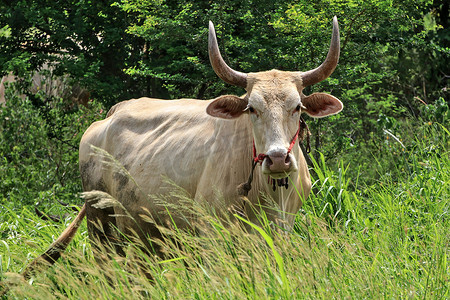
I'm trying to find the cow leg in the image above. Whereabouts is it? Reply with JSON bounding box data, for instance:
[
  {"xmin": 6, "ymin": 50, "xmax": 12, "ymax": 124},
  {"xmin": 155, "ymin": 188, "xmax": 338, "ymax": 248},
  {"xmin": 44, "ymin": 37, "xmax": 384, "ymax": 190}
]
[
  {"xmin": 80, "ymin": 159, "xmax": 125, "ymax": 256},
  {"xmin": 114, "ymin": 204, "xmax": 166, "ymax": 258},
  {"xmin": 86, "ymin": 198, "xmax": 125, "ymax": 257}
]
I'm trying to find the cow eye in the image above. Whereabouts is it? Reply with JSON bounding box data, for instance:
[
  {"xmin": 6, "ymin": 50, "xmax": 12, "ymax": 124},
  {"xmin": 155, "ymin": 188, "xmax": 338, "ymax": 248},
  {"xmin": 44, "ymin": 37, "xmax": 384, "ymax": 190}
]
[
  {"xmin": 246, "ymin": 105, "xmax": 259, "ymax": 117},
  {"xmin": 295, "ymin": 104, "xmax": 301, "ymax": 112}
]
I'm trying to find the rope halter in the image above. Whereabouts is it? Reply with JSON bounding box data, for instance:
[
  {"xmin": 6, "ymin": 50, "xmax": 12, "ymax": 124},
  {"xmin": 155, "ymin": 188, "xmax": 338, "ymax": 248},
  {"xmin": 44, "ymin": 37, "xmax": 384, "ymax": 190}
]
[
  {"xmin": 252, "ymin": 119, "xmax": 302, "ymax": 165},
  {"xmin": 237, "ymin": 118, "xmax": 310, "ymax": 197}
]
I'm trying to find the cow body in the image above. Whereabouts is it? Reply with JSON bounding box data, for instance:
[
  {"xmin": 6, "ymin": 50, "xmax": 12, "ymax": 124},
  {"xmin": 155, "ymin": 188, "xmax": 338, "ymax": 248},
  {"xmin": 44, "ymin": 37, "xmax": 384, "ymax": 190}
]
[{"xmin": 80, "ymin": 85, "xmax": 311, "ymax": 246}]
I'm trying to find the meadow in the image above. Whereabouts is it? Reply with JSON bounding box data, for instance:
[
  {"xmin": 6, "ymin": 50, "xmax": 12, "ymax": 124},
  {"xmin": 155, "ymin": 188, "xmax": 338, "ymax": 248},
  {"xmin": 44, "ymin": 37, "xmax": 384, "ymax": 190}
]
[{"xmin": 0, "ymin": 98, "xmax": 448, "ymax": 298}]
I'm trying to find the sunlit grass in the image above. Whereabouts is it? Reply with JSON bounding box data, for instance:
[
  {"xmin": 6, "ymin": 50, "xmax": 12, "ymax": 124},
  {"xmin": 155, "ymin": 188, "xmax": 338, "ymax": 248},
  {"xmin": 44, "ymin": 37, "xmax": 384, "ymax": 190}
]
[{"xmin": 0, "ymin": 123, "xmax": 448, "ymax": 299}]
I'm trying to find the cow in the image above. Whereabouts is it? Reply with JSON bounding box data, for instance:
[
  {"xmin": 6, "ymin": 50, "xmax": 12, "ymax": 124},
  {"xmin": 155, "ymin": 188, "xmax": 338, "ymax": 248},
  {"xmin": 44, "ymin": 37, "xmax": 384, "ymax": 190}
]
[{"xmin": 22, "ymin": 17, "xmax": 343, "ymax": 276}]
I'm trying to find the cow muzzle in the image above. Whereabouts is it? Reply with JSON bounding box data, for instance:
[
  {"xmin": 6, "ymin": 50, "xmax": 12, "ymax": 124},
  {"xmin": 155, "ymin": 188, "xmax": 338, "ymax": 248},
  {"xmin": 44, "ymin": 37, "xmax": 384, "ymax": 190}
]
[{"xmin": 262, "ymin": 149, "xmax": 297, "ymax": 178}]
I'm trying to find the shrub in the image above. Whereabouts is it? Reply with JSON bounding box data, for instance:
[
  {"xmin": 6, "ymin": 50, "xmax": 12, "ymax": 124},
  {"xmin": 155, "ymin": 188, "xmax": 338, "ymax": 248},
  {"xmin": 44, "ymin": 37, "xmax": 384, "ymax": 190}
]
[{"xmin": 0, "ymin": 81, "xmax": 105, "ymax": 215}]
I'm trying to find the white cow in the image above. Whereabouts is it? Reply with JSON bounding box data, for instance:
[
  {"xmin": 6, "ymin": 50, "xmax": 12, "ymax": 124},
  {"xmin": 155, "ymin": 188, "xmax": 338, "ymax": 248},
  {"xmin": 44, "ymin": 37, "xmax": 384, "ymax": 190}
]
[{"xmin": 25, "ymin": 17, "xmax": 343, "ymax": 269}]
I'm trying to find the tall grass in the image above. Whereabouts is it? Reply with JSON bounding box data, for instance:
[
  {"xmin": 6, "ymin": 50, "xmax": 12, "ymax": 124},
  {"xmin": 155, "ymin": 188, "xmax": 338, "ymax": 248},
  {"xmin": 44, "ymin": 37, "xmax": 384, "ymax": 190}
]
[{"xmin": 0, "ymin": 122, "xmax": 448, "ymax": 299}]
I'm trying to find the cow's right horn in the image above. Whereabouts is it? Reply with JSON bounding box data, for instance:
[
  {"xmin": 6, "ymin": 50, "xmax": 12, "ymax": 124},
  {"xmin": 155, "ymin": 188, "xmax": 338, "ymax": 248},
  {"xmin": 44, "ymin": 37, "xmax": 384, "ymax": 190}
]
[
  {"xmin": 301, "ymin": 16, "xmax": 340, "ymax": 87},
  {"xmin": 208, "ymin": 21, "xmax": 248, "ymax": 88}
]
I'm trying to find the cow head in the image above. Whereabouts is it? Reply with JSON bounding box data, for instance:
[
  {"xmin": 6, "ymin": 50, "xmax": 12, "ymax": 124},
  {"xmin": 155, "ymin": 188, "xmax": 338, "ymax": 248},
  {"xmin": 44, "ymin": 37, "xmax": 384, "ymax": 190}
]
[{"xmin": 206, "ymin": 18, "xmax": 343, "ymax": 178}]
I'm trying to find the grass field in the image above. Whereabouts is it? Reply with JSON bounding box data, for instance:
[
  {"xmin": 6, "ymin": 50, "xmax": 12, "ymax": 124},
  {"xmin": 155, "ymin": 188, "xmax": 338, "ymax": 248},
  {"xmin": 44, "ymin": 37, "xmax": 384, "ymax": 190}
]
[{"xmin": 0, "ymin": 121, "xmax": 448, "ymax": 299}]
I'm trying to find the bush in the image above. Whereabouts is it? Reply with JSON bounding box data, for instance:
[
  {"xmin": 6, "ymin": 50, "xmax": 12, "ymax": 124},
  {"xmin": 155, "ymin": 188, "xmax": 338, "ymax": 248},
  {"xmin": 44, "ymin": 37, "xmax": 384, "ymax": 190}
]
[
  {"xmin": 0, "ymin": 81, "xmax": 106, "ymax": 215},
  {"xmin": 303, "ymin": 108, "xmax": 449, "ymax": 233}
]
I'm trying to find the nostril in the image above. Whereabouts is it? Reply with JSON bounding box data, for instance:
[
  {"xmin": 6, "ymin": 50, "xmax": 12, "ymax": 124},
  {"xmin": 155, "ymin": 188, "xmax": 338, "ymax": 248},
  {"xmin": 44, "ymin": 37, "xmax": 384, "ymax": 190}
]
[
  {"xmin": 266, "ymin": 151, "xmax": 291, "ymax": 172},
  {"xmin": 285, "ymin": 155, "xmax": 291, "ymax": 165}
]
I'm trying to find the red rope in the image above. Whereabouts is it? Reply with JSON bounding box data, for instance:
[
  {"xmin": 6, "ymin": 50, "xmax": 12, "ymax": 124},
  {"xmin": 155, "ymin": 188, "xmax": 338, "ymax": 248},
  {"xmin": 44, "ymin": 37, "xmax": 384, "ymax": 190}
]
[
  {"xmin": 253, "ymin": 120, "xmax": 301, "ymax": 164},
  {"xmin": 252, "ymin": 140, "xmax": 267, "ymax": 164}
]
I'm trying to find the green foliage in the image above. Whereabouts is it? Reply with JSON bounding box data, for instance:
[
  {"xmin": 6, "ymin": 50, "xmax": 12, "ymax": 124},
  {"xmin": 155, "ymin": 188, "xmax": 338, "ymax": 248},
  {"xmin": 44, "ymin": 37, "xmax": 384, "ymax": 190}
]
[
  {"xmin": 287, "ymin": 0, "xmax": 449, "ymax": 163},
  {"xmin": 0, "ymin": 0, "xmax": 143, "ymax": 105},
  {"xmin": 0, "ymin": 204, "xmax": 90, "ymax": 280},
  {"xmin": 0, "ymin": 81, "xmax": 105, "ymax": 213},
  {"xmin": 0, "ymin": 1, "xmax": 448, "ymax": 297},
  {"xmin": 421, "ymin": 97, "xmax": 449, "ymax": 123},
  {"xmin": 117, "ymin": 0, "xmax": 299, "ymax": 98},
  {"xmin": 235, "ymin": 214, "xmax": 291, "ymax": 297},
  {"xmin": 303, "ymin": 114, "xmax": 449, "ymax": 238}
]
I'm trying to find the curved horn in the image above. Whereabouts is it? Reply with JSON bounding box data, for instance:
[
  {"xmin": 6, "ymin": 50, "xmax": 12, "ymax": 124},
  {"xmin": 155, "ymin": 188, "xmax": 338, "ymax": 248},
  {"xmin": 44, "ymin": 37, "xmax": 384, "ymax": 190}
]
[
  {"xmin": 208, "ymin": 21, "xmax": 247, "ymax": 88},
  {"xmin": 301, "ymin": 16, "xmax": 340, "ymax": 87}
]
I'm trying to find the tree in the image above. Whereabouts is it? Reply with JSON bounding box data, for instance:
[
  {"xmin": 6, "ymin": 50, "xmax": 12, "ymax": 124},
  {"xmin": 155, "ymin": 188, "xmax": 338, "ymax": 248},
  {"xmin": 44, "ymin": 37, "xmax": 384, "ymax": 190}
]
[
  {"xmin": 1, "ymin": 0, "xmax": 447, "ymax": 166},
  {"xmin": 0, "ymin": 0, "xmax": 144, "ymax": 106}
]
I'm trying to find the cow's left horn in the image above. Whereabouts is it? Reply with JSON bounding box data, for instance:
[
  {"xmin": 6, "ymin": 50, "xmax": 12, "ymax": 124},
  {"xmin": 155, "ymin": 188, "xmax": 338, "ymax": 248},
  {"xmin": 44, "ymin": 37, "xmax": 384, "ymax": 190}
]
[
  {"xmin": 301, "ymin": 16, "xmax": 340, "ymax": 87},
  {"xmin": 208, "ymin": 21, "xmax": 247, "ymax": 88}
]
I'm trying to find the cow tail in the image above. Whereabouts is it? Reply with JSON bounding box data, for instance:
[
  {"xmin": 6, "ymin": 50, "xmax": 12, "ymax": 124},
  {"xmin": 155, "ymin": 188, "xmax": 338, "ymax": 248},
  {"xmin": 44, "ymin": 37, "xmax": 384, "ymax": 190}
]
[{"xmin": 21, "ymin": 203, "xmax": 87, "ymax": 280}]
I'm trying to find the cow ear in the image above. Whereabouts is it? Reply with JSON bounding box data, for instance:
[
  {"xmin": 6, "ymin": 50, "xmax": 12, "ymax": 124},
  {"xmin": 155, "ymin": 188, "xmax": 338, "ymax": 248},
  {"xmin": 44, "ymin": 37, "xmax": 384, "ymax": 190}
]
[
  {"xmin": 302, "ymin": 93, "xmax": 343, "ymax": 118},
  {"xmin": 206, "ymin": 95, "xmax": 248, "ymax": 119}
]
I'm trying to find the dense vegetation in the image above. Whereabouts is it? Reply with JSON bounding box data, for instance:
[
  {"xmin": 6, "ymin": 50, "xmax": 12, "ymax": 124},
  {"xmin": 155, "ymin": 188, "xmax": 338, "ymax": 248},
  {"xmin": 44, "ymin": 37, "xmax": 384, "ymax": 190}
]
[{"xmin": 0, "ymin": 0, "xmax": 448, "ymax": 298}]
